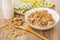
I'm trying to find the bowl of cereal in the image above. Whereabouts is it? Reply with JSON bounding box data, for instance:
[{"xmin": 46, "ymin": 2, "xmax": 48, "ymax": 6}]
[{"xmin": 25, "ymin": 8, "xmax": 60, "ymax": 30}]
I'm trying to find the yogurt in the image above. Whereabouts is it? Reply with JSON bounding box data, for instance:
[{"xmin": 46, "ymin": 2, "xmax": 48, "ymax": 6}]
[{"xmin": 2, "ymin": 0, "xmax": 14, "ymax": 19}]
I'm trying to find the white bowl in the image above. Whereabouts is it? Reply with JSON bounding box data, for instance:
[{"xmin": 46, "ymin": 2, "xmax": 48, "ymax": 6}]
[{"xmin": 25, "ymin": 8, "xmax": 60, "ymax": 30}]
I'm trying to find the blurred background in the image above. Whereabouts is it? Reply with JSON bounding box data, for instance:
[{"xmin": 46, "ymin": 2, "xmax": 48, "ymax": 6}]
[
  {"xmin": 0, "ymin": 0, "xmax": 60, "ymax": 40},
  {"xmin": 0, "ymin": 0, "xmax": 3, "ymax": 19}
]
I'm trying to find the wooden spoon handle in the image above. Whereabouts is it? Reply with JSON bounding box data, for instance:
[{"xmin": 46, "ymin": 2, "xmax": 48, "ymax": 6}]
[
  {"xmin": 28, "ymin": 29, "xmax": 48, "ymax": 40},
  {"xmin": 32, "ymin": 31, "xmax": 48, "ymax": 40}
]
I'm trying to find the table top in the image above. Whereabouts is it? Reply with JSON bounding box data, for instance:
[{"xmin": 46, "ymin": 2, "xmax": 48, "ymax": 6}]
[{"xmin": 0, "ymin": 0, "xmax": 60, "ymax": 40}]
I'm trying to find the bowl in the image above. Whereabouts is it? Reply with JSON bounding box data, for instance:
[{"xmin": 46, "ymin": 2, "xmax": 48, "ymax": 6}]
[{"xmin": 25, "ymin": 8, "xmax": 60, "ymax": 30}]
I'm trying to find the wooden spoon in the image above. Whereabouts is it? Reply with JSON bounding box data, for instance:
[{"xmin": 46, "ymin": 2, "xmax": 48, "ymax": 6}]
[{"xmin": 9, "ymin": 22, "xmax": 48, "ymax": 40}]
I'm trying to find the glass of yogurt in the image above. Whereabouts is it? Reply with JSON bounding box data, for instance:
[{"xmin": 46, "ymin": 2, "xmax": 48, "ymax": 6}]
[{"xmin": 2, "ymin": 0, "xmax": 14, "ymax": 19}]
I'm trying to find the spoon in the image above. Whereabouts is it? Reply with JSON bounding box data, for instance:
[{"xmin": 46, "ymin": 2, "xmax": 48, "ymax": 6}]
[{"xmin": 9, "ymin": 22, "xmax": 48, "ymax": 40}]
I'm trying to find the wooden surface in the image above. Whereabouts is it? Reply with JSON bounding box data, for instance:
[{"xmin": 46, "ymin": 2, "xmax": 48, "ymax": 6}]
[{"xmin": 0, "ymin": 0, "xmax": 60, "ymax": 40}]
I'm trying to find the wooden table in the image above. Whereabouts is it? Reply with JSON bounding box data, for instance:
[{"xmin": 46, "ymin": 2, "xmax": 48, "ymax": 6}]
[{"xmin": 0, "ymin": 0, "xmax": 60, "ymax": 40}]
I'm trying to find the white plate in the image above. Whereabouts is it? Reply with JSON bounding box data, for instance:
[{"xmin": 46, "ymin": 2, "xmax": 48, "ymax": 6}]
[{"xmin": 25, "ymin": 8, "xmax": 60, "ymax": 30}]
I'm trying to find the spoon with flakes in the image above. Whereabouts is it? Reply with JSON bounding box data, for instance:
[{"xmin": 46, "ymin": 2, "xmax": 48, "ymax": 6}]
[{"xmin": 8, "ymin": 17, "xmax": 48, "ymax": 40}]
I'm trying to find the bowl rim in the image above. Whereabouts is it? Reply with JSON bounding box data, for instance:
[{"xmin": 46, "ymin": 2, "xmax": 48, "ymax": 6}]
[{"xmin": 25, "ymin": 8, "xmax": 60, "ymax": 30}]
